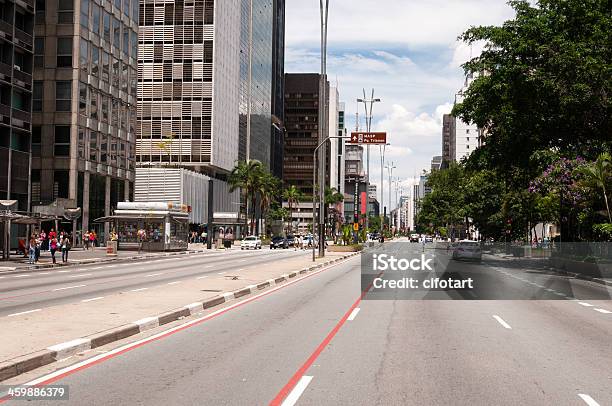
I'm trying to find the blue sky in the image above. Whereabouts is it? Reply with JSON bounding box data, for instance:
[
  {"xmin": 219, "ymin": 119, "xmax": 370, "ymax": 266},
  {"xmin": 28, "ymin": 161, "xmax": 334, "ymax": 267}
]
[{"xmin": 285, "ymin": 0, "xmax": 516, "ymax": 204}]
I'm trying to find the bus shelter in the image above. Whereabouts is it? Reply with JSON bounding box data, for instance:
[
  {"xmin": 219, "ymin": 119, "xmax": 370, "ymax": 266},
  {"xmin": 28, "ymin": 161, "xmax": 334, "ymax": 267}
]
[{"xmin": 95, "ymin": 202, "xmax": 189, "ymax": 251}]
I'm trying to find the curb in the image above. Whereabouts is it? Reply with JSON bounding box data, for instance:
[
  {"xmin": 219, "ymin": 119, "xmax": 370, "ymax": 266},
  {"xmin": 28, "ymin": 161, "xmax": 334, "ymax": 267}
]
[
  {"xmin": 545, "ymin": 267, "xmax": 612, "ymax": 287},
  {"xmin": 0, "ymin": 251, "xmax": 361, "ymax": 382}
]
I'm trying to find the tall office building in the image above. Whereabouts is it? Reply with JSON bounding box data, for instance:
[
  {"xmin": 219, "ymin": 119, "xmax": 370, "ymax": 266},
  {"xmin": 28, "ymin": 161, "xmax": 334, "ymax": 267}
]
[
  {"xmin": 0, "ymin": 0, "xmax": 34, "ymax": 212},
  {"xmin": 32, "ymin": 0, "xmax": 139, "ymax": 238},
  {"xmin": 431, "ymin": 155, "xmax": 442, "ymax": 171},
  {"xmin": 270, "ymin": 0, "xmax": 285, "ymax": 179},
  {"xmin": 441, "ymin": 113, "xmax": 454, "ymax": 167},
  {"xmin": 283, "ymin": 73, "xmax": 329, "ymax": 197},
  {"xmin": 238, "ymin": 0, "xmax": 273, "ymax": 165},
  {"xmin": 453, "ymin": 74, "xmax": 480, "ymax": 162},
  {"xmin": 328, "ymin": 86, "xmax": 344, "ymax": 195}
]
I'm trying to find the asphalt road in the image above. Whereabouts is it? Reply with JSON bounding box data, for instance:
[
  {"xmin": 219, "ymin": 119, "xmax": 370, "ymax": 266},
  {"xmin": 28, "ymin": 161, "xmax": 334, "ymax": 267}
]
[
  {"xmin": 6, "ymin": 242, "xmax": 612, "ymax": 405},
  {"xmin": 0, "ymin": 248, "xmax": 309, "ymax": 317}
]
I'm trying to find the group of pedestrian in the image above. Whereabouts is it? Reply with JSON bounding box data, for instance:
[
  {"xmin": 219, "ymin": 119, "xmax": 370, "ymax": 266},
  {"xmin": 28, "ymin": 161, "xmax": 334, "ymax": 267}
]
[
  {"xmin": 28, "ymin": 228, "xmax": 71, "ymax": 264},
  {"xmin": 82, "ymin": 230, "xmax": 98, "ymax": 250}
]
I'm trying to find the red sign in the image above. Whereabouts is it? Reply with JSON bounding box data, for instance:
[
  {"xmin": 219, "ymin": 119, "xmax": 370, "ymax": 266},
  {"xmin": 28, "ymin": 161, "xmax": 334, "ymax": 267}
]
[
  {"xmin": 349, "ymin": 132, "xmax": 387, "ymax": 145},
  {"xmin": 360, "ymin": 192, "xmax": 367, "ymax": 215}
]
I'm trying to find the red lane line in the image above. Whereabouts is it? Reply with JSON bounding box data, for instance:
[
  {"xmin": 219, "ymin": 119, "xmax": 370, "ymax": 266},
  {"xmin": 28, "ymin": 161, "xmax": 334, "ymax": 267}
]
[
  {"xmin": 0, "ymin": 256, "xmax": 357, "ymax": 403},
  {"xmin": 269, "ymin": 273, "xmax": 380, "ymax": 406}
]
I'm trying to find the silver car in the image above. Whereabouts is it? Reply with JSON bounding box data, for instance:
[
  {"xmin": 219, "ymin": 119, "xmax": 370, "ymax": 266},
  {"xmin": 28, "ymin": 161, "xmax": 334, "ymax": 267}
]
[{"xmin": 452, "ymin": 241, "xmax": 482, "ymax": 261}]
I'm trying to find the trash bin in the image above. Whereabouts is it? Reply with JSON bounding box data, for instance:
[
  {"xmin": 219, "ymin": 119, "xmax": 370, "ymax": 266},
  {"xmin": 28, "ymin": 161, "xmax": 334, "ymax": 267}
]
[{"xmin": 106, "ymin": 240, "xmax": 118, "ymax": 256}]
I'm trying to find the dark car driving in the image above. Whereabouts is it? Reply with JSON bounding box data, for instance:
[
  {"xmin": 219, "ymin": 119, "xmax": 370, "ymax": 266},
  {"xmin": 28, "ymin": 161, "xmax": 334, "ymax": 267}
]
[{"xmin": 270, "ymin": 236, "xmax": 289, "ymax": 249}]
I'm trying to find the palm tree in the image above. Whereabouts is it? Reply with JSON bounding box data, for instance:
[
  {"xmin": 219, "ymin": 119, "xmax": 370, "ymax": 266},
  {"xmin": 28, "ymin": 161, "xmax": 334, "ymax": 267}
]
[
  {"xmin": 579, "ymin": 153, "xmax": 611, "ymax": 223},
  {"xmin": 282, "ymin": 185, "xmax": 303, "ymax": 233},
  {"xmin": 256, "ymin": 171, "xmax": 280, "ymax": 235},
  {"xmin": 229, "ymin": 160, "xmax": 263, "ymax": 236},
  {"xmin": 325, "ymin": 187, "xmax": 344, "ymax": 241}
]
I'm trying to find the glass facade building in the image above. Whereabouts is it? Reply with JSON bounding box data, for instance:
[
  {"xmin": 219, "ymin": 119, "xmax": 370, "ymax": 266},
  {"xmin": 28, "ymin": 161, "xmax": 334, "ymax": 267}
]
[
  {"xmin": 0, "ymin": 0, "xmax": 35, "ymax": 212},
  {"xmin": 32, "ymin": 0, "xmax": 138, "ymax": 240},
  {"xmin": 239, "ymin": 0, "xmax": 273, "ymax": 165}
]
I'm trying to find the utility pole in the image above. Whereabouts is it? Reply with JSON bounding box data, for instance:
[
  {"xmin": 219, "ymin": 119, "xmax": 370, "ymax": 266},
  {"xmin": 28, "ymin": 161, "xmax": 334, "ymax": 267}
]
[{"xmin": 357, "ymin": 90, "xmax": 381, "ymax": 235}]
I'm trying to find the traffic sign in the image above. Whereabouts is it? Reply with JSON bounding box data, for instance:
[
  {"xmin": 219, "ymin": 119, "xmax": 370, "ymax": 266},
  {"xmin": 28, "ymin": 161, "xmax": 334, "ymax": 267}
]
[
  {"xmin": 353, "ymin": 223, "xmax": 359, "ymax": 231},
  {"xmin": 348, "ymin": 132, "xmax": 387, "ymax": 145}
]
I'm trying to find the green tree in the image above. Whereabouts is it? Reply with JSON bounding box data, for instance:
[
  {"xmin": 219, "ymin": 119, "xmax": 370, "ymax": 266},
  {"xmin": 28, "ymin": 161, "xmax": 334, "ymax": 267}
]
[
  {"xmin": 453, "ymin": 0, "xmax": 612, "ymax": 175},
  {"xmin": 282, "ymin": 185, "xmax": 303, "ymax": 234},
  {"xmin": 577, "ymin": 152, "xmax": 612, "ymax": 223}
]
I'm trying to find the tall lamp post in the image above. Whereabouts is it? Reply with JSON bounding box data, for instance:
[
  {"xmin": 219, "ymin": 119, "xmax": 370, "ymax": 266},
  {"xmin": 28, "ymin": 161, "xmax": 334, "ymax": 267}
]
[
  {"xmin": 357, "ymin": 90, "xmax": 381, "ymax": 233},
  {"xmin": 318, "ymin": 0, "xmax": 330, "ymax": 258},
  {"xmin": 385, "ymin": 162, "xmax": 396, "ymax": 234},
  {"xmin": 313, "ymin": 135, "xmax": 349, "ymax": 262}
]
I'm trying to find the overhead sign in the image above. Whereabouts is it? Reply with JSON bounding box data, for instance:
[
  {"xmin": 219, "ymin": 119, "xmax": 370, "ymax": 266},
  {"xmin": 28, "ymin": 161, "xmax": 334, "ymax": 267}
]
[{"xmin": 348, "ymin": 132, "xmax": 387, "ymax": 145}]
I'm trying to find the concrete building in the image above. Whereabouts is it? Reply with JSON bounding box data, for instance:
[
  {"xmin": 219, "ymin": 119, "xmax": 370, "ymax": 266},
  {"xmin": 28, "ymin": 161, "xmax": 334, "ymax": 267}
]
[
  {"xmin": 0, "ymin": 0, "xmax": 35, "ymax": 212},
  {"xmin": 283, "ymin": 73, "xmax": 329, "ymax": 197},
  {"xmin": 343, "ymin": 142, "xmax": 364, "ymax": 225},
  {"xmin": 368, "ymin": 184, "xmax": 377, "ymax": 199},
  {"xmin": 32, "ymin": 0, "xmax": 139, "ymax": 240},
  {"xmin": 441, "ymin": 113, "xmax": 455, "ymax": 168},
  {"xmin": 431, "ymin": 155, "xmax": 442, "ymax": 171},
  {"xmin": 453, "ymin": 74, "xmax": 480, "ymax": 162},
  {"xmin": 328, "ymin": 87, "xmax": 344, "ymax": 196}
]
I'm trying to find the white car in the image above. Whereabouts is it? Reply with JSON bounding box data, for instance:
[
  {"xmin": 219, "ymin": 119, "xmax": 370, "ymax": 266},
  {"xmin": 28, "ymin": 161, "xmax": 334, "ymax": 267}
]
[
  {"xmin": 452, "ymin": 240, "xmax": 482, "ymax": 261},
  {"xmin": 240, "ymin": 236, "xmax": 262, "ymax": 250}
]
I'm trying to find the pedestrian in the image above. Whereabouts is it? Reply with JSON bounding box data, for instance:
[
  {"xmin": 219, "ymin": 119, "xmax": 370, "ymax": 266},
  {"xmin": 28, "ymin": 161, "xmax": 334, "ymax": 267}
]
[
  {"xmin": 61, "ymin": 234, "xmax": 71, "ymax": 262},
  {"xmin": 48, "ymin": 228, "xmax": 57, "ymax": 252},
  {"xmin": 50, "ymin": 236, "xmax": 58, "ymax": 264},
  {"xmin": 28, "ymin": 235, "xmax": 36, "ymax": 264},
  {"xmin": 89, "ymin": 231, "xmax": 96, "ymax": 249},
  {"xmin": 35, "ymin": 233, "xmax": 42, "ymax": 262},
  {"xmin": 83, "ymin": 231, "xmax": 90, "ymax": 250},
  {"xmin": 39, "ymin": 230, "xmax": 47, "ymax": 251}
]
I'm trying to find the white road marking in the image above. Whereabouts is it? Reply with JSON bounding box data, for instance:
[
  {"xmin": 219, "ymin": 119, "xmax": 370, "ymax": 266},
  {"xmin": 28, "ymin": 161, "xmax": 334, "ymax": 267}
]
[
  {"xmin": 347, "ymin": 307, "xmax": 361, "ymax": 321},
  {"xmin": 167, "ymin": 281, "xmax": 181, "ymax": 285},
  {"xmin": 218, "ymin": 272, "xmax": 227, "ymax": 275},
  {"xmin": 13, "ymin": 274, "xmax": 30, "ymax": 278},
  {"xmin": 204, "ymin": 265, "xmax": 213, "ymax": 268},
  {"xmin": 281, "ymin": 375, "xmax": 314, "ymax": 406},
  {"xmin": 594, "ymin": 308, "xmax": 611, "ymax": 314},
  {"xmin": 70, "ymin": 273, "xmax": 92, "ymax": 278},
  {"xmin": 82, "ymin": 297, "xmax": 104, "ymax": 303},
  {"xmin": 130, "ymin": 288, "xmax": 148, "ymax": 292},
  {"xmin": 196, "ymin": 276, "xmax": 208, "ymax": 280},
  {"xmin": 236, "ymin": 268, "xmax": 245, "ymax": 272},
  {"xmin": 145, "ymin": 273, "xmax": 163, "ymax": 277},
  {"xmin": 7, "ymin": 309, "xmax": 42, "ymax": 317},
  {"xmin": 53, "ymin": 285, "xmax": 86, "ymax": 291},
  {"xmin": 493, "ymin": 315, "xmax": 512, "ymax": 329},
  {"xmin": 578, "ymin": 394, "xmax": 601, "ymax": 406},
  {"xmin": 39, "ymin": 272, "xmax": 50, "ymax": 275},
  {"xmin": 579, "ymin": 302, "xmax": 594, "ymax": 307},
  {"xmin": 90, "ymin": 267, "xmax": 104, "ymax": 270},
  {"xmin": 57, "ymin": 270, "xmax": 70, "ymax": 273}
]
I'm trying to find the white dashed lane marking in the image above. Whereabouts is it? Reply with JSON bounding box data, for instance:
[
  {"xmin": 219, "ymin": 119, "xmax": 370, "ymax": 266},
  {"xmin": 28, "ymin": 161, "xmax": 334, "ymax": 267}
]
[
  {"xmin": 7, "ymin": 309, "xmax": 42, "ymax": 317},
  {"xmin": 578, "ymin": 394, "xmax": 601, "ymax": 406},
  {"xmin": 52, "ymin": 285, "xmax": 86, "ymax": 291},
  {"xmin": 594, "ymin": 308, "xmax": 611, "ymax": 314},
  {"xmin": 493, "ymin": 315, "xmax": 512, "ymax": 329},
  {"xmin": 82, "ymin": 297, "xmax": 104, "ymax": 303},
  {"xmin": 130, "ymin": 288, "xmax": 148, "ymax": 292}
]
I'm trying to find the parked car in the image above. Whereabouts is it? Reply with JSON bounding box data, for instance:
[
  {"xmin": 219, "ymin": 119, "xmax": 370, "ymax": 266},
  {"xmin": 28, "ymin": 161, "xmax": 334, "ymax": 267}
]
[
  {"xmin": 410, "ymin": 233, "xmax": 420, "ymax": 243},
  {"xmin": 270, "ymin": 236, "xmax": 288, "ymax": 249},
  {"xmin": 240, "ymin": 236, "xmax": 262, "ymax": 250},
  {"xmin": 425, "ymin": 235, "xmax": 434, "ymax": 243},
  {"xmin": 452, "ymin": 240, "xmax": 482, "ymax": 261},
  {"xmin": 286, "ymin": 235, "xmax": 296, "ymax": 247}
]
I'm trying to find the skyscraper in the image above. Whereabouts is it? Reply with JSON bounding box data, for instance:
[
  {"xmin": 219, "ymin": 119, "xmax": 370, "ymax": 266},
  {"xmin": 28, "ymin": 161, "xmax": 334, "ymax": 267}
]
[
  {"xmin": 0, "ymin": 0, "xmax": 34, "ymax": 212},
  {"xmin": 32, "ymin": 0, "xmax": 139, "ymax": 238},
  {"xmin": 270, "ymin": 0, "xmax": 285, "ymax": 179}
]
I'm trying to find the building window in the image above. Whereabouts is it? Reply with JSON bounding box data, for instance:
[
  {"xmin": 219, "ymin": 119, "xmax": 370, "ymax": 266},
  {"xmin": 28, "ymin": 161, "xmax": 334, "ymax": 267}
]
[
  {"xmin": 131, "ymin": 30, "xmax": 137, "ymax": 59},
  {"xmin": 101, "ymin": 96, "xmax": 109, "ymax": 123},
  {"xmin": 35, "ymin": 0, "xmax": 45, "ymax": 23},
  {"xmin": 79, "ymin": 82, "xmax": 87, "ymax": 116},
  {"xmin": 56, "ymin": 81, "xmax": 72, "ymax": 111},
  {"xmin": 92, "ymin": 4, "xmax": 100, "ymax": 36},
  {"xmin": 11, "ymin": 89, "xmax": 30, "ymax": 111},
  {"xmin": 58, "ymin": 0, "xmax": 74, "ymax": 24},
  {"xmin": 91, "ymin": 46, "xmax": 99, "ymax": 77},
  {"xmin": 32, "ymin": 126, "xmax": 41, "ymax": 157},
  {"xmin": 78, "ymin": 128, "xmax": 87, "ymax": 159},
  {"xmin": 132, "ymin": 0, "xmax": 138, "ymax": 23},
  {"xmin": 112, "ymin": 58, "xmax": 120, "ymax": 89},
  {"xmin": 57, "ymin": 37, "xmax": 73, "ymax": 67},
  {"xmin": 54, "ymin": 126, "xmax": 71, "ymax": 156},
  {"xmin": 103, "ymin": 11, "xmax": 111, "ymax": 43},
  {"xmin": 79, "ymin": 38, "xmax": 89, "ymax": 75},
  {"xmin": 90, "ymin": 131, "xmax": 98, "ymax": 161},
  {"xmin": 33, "ymin": 81, "xmax": 43, "ymax": 112},
  {"xmin": 123, "ymin": 0, "xmax": 130, "ymax": 17},
  {"xmin": 80, "ymin": 0, "xmax": 89, "ymax": 28},
  {"xmin": 123, "ymin": 25, "xmax": 129, "ymax": 57},
  {"xmin": 90, "ymin": 88, "xmax": 98, "ymax": 120},
  {"xmin": 112, "ymin": 17, "xmax": 120, "ymax": 49},
  {"xmin": 34, "ymin": 37, "xmax": 44, "ymax": 67},
  {"xmin": 102, "ymin": 51, "xmax": 109, "ymax": 83}
]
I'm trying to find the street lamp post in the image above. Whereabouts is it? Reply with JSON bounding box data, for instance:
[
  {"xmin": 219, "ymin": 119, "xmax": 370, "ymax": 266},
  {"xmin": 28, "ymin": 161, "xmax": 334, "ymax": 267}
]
[
  {"xmin": 357, "ymin": 90, "xmax": 381, "ymax": 234},
  {"xmin": 313, "ymin": 136, "xmax": 349, "ymax": 262},
  {"xmin": 385, "ymin": 162, "xmax": 396, "ymax": 235},
  {"xmin": 318, "ymin": 0, "xmax": 330, "ymax": 258}
]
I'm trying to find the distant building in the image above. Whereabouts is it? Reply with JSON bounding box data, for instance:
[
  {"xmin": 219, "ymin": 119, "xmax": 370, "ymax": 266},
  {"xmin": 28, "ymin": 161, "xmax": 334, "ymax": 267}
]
[
  {"xmin": 431, "ymin": 156, "xmax": 442, "ymax": 171},
  {"xmin": 441, "ymin": 113, "xmax": 455, "ymax": 168},
  {"xmin": 368, "ymin": 184, "xmax": 377, "ymax": 200},
  {"xmin": 453, "ymin": 74, "xmax": 480, "ymax": 162}
]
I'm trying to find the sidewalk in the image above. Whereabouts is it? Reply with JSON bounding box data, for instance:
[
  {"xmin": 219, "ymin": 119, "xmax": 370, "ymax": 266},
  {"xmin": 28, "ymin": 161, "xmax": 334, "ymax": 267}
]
[
  {"xmin": 0, "ymin": 251, "xmax": 359, "ymax": 381},
  {"xmin": 0, "ymin": 244, "xmax": 214, "ymax": 273}
]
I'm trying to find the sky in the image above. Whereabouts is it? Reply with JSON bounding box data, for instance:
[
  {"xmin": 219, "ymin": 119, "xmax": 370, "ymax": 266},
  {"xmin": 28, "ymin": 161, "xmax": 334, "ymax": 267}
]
[{"xmin": 285, "ymin": 0, "xmax": 516, "ymax": 208}]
